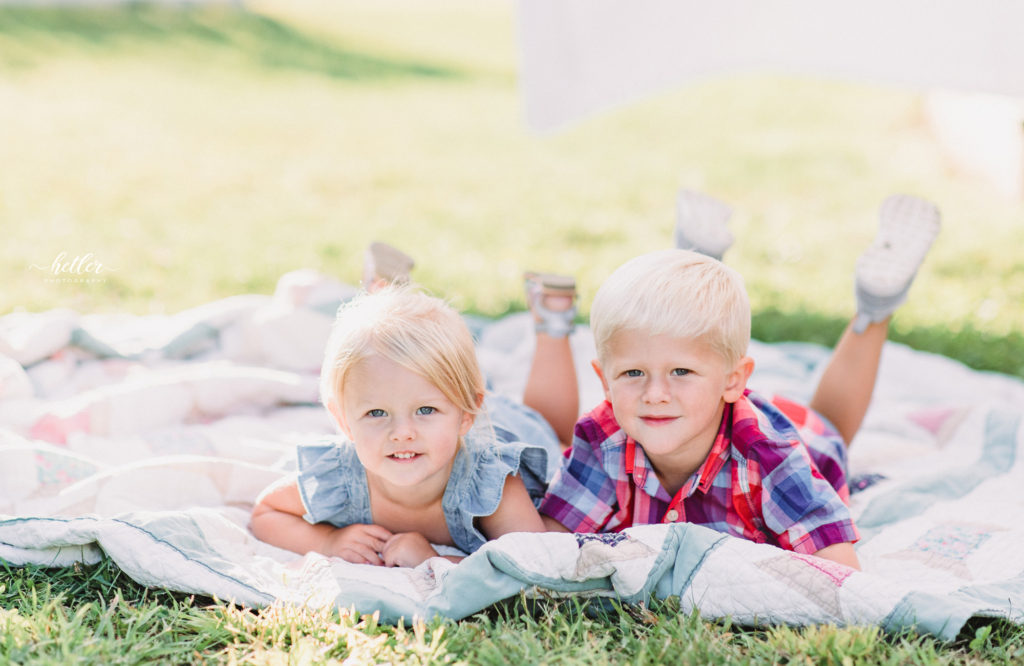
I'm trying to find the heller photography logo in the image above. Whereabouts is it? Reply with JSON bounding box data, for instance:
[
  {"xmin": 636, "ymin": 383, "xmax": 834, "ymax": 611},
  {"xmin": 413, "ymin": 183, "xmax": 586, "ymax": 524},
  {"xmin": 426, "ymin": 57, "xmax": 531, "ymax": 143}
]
[{"xmin": 28, "ymin": 251, "xmax": 119, "ymax": 284}]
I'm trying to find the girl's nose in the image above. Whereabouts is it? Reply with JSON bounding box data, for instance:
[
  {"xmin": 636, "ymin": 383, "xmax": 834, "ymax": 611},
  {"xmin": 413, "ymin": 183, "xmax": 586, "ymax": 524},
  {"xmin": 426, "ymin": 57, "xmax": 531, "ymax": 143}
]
[{"xmin": 389, "ymin": 417, "xmax": 415, "ymax": 441}]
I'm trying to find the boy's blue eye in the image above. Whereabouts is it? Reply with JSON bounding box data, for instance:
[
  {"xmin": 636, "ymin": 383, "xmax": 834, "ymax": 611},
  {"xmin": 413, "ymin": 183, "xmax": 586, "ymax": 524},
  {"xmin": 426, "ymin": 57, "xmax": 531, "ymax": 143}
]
[
  {"xmin": 671, "ymin": 368, "xmax": 691, "ymax": 376},
  {"xmin": 416, "ymin": 406, "xmax": 437, "ymax": 415},
  {"xmin": 367, "ymin": 408, "xmax": 387, "ymax": 417},
  {"xmin": 624, "ymin": 369, "xmax": 643, "ymax": 378}
]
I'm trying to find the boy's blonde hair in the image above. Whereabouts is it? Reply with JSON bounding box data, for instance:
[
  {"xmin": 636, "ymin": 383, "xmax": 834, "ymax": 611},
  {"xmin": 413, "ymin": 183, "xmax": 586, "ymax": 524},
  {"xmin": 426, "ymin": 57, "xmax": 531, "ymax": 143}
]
[
  {"xmin": 590, "ymin": 249, "xmax": 751, "ymax": 367},
  {"xmin": 319, "ymin": 285, "xmax": 484, "ymax": 418}
]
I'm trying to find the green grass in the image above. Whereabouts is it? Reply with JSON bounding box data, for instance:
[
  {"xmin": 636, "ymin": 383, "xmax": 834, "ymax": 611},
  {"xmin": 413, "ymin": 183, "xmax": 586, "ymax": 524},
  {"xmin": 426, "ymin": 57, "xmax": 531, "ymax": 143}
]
[
  {"xmin": 2, "ymin": 1, "xmax": 1024, "ymax": 662},
  {"xmin": 4, "ymin": 559, "xmax": 1023, "ymax": 664}
]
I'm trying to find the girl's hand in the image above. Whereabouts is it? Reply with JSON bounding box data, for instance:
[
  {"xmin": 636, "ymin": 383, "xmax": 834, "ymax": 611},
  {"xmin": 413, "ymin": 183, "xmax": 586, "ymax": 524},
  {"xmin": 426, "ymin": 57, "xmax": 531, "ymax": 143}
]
[
  {"xmin": 324, "ymin": 523, "xmax": 394, "ymax": 565},
  {"xmin": 380, "ymin": 532, "xmax": 438, "ymax": 568}
]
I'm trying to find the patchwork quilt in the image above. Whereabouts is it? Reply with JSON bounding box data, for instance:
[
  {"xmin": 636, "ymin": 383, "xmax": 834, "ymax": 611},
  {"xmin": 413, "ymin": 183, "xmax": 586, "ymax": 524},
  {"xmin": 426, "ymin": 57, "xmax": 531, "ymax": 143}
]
[{"xmin": 2, "ymin": 271, "xmax": 1022, "ymax": 640}]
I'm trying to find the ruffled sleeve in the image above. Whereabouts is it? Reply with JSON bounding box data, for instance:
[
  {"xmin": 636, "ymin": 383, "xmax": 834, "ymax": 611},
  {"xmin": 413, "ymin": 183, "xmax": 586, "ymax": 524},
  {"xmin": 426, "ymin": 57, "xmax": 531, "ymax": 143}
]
[
  {"xmin": 295, "ymin": 440, "xmax": 372, "ymax": 527},
  {"xmin": 442, "ymin": 436, "xmax": 549, "ymax": 554}
]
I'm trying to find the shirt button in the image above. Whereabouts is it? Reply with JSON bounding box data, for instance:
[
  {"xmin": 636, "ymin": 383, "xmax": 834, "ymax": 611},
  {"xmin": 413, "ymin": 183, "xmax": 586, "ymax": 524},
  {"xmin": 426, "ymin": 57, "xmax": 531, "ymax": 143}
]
[{"xmin": 665, "ymin": 509, "xmax": 679, "ymax": 522}]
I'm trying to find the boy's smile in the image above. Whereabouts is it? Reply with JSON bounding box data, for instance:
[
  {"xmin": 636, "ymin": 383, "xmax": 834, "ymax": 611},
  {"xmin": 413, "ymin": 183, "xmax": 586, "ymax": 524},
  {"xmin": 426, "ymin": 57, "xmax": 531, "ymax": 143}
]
[{"xmin": 593, "ymin": 330, "xmax": 752, "ymax": 490}]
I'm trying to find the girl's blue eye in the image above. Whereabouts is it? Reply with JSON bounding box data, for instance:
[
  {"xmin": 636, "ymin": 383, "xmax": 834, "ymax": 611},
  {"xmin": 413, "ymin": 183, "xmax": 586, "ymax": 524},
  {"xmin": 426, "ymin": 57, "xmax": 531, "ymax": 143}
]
[
  {"xmin": 416, "ymin": 406, "xmax": 437, "ymax": 415},
  {"xmin": 624, "ymin": 369, "xmax": 643, "ymax": 377},
  {"xmin": 671, "ymin": 368, "xmax": 691, "ymax": 376},
  {"xmin": 367, "ymin": 409, "xmax": 387, "ymax": 417}
]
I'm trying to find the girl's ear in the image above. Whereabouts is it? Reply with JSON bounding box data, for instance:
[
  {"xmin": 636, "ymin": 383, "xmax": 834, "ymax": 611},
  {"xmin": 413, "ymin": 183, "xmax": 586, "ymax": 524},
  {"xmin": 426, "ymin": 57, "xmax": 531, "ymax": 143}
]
[
  {"xmin": 326, "ymin": 399, "xmax": 352, "ymax": 438},
  {"xmin": 591, "ymin": 359, "xmax": 612, "ymax": 402},
  {"xmin": 457, "ymin": 392, "xmax": 484, "ymax": 437},
  {"xmin": 723, "ymin": 355, "xmax": 755, "ymax": 403},
  {"xmin": 459, "ymin": 409, "xmax": 476, "ymax": 437}
]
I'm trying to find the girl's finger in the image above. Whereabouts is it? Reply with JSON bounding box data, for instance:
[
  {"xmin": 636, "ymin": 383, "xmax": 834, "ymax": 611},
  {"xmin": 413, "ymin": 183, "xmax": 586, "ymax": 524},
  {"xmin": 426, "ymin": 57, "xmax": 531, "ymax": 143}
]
[
  {"xmin": 362, "ymin": 524, "xmax": 394, "ymax": 541},
  {"xmin": 343, "ymin": 544, "xmax": 383, "ymax": 566}
]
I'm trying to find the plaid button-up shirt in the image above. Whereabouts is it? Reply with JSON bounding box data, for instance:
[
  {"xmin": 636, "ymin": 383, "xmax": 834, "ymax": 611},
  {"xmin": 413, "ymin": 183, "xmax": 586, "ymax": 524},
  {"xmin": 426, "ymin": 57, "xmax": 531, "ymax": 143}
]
[{"xmin": 539, "ymin": 390, "xmax": 859, "ymax": 554}]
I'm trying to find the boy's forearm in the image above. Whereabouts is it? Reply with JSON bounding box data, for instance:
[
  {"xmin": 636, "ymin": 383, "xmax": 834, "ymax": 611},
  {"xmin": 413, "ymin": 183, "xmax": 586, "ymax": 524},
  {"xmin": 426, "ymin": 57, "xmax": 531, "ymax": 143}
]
[
  {"xmin": 541, "ymin": 514, "xmax": 571, "ymax": 533},
  {"xmin": 812, "ymin": 542, "xmax": 861, "ymax": 570}
]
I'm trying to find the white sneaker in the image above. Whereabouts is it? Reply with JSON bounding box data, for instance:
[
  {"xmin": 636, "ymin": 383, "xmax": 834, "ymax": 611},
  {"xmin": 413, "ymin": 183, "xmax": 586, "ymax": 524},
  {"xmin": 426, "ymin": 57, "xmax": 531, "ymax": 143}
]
[
  {"xmin": 673, "ymin": 189, "xmax": 734, "ymax": 260},
  {"xmin": 853, "ymin": 194, "xmax": 941, "ymax": 332}
]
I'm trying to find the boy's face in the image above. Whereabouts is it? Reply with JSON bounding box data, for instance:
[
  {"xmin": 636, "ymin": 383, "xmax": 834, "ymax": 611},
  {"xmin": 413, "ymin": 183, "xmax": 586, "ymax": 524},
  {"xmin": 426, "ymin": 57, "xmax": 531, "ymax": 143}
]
[{"xmin": 593, "ymin": 330, "xmax": 753, "ymax": 474}]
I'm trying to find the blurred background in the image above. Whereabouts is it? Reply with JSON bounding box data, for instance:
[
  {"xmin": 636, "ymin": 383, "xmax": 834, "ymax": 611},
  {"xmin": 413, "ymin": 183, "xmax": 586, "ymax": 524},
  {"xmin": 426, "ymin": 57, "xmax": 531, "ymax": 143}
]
[{"xmin": 2, "ymin": 0, "xmax": 1022, "ymax": 375}]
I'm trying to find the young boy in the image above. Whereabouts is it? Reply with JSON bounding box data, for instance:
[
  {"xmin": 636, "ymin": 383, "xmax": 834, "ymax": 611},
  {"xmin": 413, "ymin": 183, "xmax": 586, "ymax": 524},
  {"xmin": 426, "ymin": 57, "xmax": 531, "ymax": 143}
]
[{"xmin": 538, "ymin": 193, "xmax": 941, "ymax": 570}]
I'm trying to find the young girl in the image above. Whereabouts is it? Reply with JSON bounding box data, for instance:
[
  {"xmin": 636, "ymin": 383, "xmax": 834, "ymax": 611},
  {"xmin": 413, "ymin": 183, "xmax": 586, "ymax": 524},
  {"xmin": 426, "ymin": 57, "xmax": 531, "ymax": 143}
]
[{"xmin": 250, "ymin": 285, "xmax": 551, "ymax": 567}]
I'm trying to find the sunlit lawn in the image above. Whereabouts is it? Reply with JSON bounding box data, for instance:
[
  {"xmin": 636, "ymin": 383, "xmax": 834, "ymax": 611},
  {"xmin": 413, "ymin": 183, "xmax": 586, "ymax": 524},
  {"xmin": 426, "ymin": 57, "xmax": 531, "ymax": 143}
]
[
  {"xmin": 2, "ymin": 1, "xmax": 1024, "ymax": 662},
  {"xmin": 3, "ymin": 2, "xmax": 1022, "ymax": 353}
]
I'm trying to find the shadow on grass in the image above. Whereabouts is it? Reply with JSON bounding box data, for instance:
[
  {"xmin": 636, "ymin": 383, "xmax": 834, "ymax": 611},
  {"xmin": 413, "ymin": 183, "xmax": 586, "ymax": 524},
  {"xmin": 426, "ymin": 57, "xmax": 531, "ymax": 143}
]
[
  {"xmin": 0, "ymin": 3, "xmax": 458, "ymax": 80},
  {"xmin": 1, "ymin": 557, "xmax": 213, "ymax": 609},
  {"xmin": 753, "ymin": 307, "xmax": 1024, "ymax": 380}
]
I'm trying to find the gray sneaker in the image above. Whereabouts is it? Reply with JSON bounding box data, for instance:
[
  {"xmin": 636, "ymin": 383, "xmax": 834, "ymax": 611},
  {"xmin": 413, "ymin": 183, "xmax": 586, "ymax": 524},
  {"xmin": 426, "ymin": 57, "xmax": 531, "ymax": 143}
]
[
  {"xmin": 363, "ymin": 242, "xmax": 415, "ymax": 292},
  {"xmin": 524, "ymin": 271, "xmax": 577, "ymax": 338}
]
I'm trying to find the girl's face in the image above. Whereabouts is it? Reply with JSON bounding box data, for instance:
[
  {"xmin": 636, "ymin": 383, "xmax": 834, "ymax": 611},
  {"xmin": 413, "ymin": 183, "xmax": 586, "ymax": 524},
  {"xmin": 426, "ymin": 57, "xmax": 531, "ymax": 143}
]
[{"xmin": 333, "ymin": 353, "xmax": 474, "ymax": 491}]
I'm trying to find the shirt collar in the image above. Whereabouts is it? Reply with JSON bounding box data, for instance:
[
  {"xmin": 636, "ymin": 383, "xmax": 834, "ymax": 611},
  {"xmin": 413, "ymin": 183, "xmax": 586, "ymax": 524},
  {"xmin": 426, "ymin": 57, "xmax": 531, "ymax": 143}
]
[{"xmin": 685, "ymin": 400, "xmax": 734, "ymax": 497}]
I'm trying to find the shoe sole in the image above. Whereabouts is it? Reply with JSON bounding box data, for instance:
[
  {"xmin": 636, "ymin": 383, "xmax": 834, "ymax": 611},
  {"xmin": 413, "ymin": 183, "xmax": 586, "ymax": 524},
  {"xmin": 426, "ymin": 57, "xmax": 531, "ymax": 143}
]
[
  {"xmin": 855, "ymin": 194, "xmax": 941, "ymax": 298},
  {"xmin": 523, "ymin": 271, "xmax": 576, "ymax": 295},
  {"xmin": 368, "ymin": 242, "xmax": 415, "ymax": 283},
  {"xmin": 674, "ymin": 189, "xmax": 734, "ymax": 258}
]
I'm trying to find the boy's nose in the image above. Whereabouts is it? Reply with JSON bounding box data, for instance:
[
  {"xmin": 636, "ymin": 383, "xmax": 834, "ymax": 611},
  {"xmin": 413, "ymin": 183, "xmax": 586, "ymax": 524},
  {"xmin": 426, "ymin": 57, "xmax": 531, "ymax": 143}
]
[{"xmin": 642, "ymin": 378, "xmax": 670, "ymax": 403}]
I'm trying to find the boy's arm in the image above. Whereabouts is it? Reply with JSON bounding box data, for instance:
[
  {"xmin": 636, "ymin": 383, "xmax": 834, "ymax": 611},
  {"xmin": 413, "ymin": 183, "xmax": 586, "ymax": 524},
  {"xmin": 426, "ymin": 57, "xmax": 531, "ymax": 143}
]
[
  {"xmin": 750, "ymin": 413, "xmax": 861, "ymax": 564},
  {"xmin": 537, "ymin": 412, "xmax": 621, "ymax": 534},
  {"xmin": 542, "ymin": 515, "xmax": 571, "ymax": 532},
  {"xmin": 812, "ymin": 542, "xmax": 861, "ymax": 570},
  {"xmin": 250, "ymin": 476, "xmax": 392, "ymax": 565}
]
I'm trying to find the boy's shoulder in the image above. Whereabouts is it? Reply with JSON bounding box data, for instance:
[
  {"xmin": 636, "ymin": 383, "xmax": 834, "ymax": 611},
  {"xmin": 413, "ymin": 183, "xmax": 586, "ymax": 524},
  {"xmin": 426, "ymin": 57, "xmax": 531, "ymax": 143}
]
[
  {"xmin": 574, "ymin": 400, "xmax": 627, "ymax": 449},
  {"xmin": 728, "ymin": 391, "xmax": 806, "ymax": 456},
  {"xmin": 733, "ymin": 389, "xmax": 794, "ymax": 436},
  {"xmin": 561, "ymin": 401, "xmax": 633, "ymax": 479}
]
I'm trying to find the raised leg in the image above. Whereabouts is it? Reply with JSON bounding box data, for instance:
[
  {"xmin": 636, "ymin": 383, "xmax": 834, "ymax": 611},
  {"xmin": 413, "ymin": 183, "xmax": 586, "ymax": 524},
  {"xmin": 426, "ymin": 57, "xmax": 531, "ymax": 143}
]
[
  {"xmin": 809, "ymin": 318, "xmax": 889, "ymax": 446},
  {"xmin": 521, "ymin": 273, "xmax": 579, "ymax": 448},
  {"xmin": 810, "ymin": 194, "xmax": 940, "ymax": 445}
]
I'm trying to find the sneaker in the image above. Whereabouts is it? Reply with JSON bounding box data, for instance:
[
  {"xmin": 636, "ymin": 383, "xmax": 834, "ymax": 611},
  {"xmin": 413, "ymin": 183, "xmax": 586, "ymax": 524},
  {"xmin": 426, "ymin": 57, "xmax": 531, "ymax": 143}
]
[
  {"xmin": 853, "ymin": 194, "xmax": 941, "ymax": 332},
  {"xmin": 523, "ymin": 271, "xmax": 577, "ymax": 338},
  {"xmin": 674, "ymin": 189, "xmax": 734, "ymax": 260},
  {"xmin": 363, "ymin": 242, "xmax": 414, "ymax": 292}
]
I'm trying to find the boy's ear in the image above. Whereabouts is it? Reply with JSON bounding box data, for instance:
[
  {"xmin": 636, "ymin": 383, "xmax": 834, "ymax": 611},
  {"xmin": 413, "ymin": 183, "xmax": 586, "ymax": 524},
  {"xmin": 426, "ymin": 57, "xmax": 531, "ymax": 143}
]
[
  {"xmin": 326, "ymin": 399, "xmax": 352, "ymax": 438},
  {"xmin": 722, "ymin": 355, "xmax": 755, "ymax": 403},
  {"xmin": 591, "ymin": 359, "xmax": 612, "ymax": 401}
]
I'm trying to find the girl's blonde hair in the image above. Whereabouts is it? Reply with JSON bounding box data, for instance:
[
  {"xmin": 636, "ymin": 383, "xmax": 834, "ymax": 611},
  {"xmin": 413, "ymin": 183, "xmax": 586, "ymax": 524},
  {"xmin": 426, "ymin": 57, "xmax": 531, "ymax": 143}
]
[
  {"xmin": 590, "ymin": 249, "xmax": 751, "ymax": 367},
  {"xmin": 319, "ymin": 285, "xmax": 485, "ymax": 418}
]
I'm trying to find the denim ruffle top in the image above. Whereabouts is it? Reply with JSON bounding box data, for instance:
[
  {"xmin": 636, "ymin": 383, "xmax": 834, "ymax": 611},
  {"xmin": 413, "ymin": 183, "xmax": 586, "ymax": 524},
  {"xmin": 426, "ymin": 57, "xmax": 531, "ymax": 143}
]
[{"xmin": 296, "ymin": 434, "xmax": 549, "ymax": 555}]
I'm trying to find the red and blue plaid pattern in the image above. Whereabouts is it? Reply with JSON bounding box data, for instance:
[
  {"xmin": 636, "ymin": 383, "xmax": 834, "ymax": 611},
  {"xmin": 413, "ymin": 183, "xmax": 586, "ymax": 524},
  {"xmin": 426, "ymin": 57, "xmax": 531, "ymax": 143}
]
[{"xmin": 539, "ymin": 390, "xmax": 859, "ymax": 554}]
